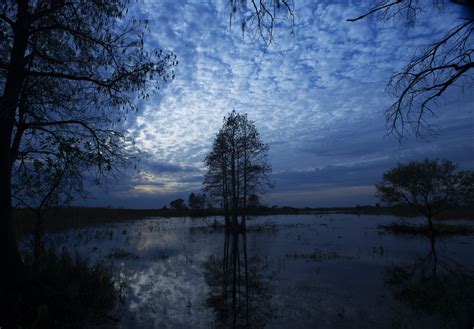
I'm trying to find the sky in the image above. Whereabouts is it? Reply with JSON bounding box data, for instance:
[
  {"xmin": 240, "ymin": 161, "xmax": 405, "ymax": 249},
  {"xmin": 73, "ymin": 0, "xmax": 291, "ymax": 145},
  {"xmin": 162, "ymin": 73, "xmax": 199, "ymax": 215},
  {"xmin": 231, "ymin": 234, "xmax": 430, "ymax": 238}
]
[{"xmin": 85, "ymin": 0, "xmax": 474, "ymax": 208}]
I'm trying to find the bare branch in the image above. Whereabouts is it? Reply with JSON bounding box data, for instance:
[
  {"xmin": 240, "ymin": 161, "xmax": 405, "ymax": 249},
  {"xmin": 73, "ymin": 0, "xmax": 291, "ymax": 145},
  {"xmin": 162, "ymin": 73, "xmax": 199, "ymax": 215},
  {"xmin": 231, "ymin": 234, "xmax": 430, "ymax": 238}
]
[{"xmin": 347, "ymin": 0, "xmax": 403, "ymax": 22}]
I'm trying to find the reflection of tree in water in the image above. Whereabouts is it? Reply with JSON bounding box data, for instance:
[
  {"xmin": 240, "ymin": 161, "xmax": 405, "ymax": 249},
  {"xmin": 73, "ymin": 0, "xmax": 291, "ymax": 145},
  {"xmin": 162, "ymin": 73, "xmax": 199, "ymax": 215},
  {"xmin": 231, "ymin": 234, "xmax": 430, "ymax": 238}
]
[
  {"xmin": 385, "ymin": 235, "xmax": 474, "ymax": 328},
  {"xmin": 203, "ymin": 232, "xmax": 272, "ymax": 329}
]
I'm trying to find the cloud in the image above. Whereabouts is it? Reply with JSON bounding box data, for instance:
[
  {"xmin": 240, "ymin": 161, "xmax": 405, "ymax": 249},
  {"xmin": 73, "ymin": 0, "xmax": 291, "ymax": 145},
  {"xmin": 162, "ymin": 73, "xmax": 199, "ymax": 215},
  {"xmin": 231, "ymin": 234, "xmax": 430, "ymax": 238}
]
[{"xmin": 85, "ymin": 0, "xmax": 474, "ymax": 207}]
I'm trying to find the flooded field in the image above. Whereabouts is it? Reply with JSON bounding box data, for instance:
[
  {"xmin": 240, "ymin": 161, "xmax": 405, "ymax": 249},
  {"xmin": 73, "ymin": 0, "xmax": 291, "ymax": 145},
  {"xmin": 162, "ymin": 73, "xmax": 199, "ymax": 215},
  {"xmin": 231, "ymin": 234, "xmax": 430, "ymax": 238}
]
[{"xmin": 35, "ymin": 214, "xmax": 474, "ymax": 328}]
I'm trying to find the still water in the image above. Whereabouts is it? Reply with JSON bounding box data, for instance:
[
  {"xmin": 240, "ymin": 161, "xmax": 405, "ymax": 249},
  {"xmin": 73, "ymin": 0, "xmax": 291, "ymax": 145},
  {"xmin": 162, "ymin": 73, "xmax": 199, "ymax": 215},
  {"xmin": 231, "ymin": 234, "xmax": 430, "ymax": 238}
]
[{"xmin": 44, "ymin": 214, "xmax": 474, "ymax": 328}]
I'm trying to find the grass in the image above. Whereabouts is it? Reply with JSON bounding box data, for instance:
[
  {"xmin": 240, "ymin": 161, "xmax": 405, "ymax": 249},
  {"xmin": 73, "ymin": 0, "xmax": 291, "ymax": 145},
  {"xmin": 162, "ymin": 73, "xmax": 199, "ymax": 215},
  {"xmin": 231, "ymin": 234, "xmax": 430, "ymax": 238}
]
[
  {"xmin": 285, "ymin": 248, "xmax": 353, "ymax": 261},
  {"xmin": 17, "ymin": 249, "xmax": 118, "ymax": 329},
  {"xmin": 106, "ymin": 249, "xmax": 139, "ymax": 260},
  {"xmin": 379, "ymin": 222, "xmax": 474, "ymax": 236},
  {"xmin": 13, "ymin": 204, "xmax": 474, "ymax": 238}
]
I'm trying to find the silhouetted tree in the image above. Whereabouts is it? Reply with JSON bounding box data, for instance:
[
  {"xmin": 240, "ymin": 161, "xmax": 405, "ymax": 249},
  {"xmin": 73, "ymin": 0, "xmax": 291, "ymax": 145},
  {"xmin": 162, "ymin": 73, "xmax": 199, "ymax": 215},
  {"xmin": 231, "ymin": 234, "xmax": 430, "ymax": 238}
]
[
  {"xmin": 170, "ymin": 198, "xmax": 186, "ymax": 210},
  {"xmin": 12, "ymin": 152, "xmax": 85, "ymax": 268},
  {"xmin": 247, "ymin": 193, "xmax": 260, "ymax": 208},
  {"xmin": 203, "ymin": 111, "xmax": 271, "ymax": 231},
  {"xmin": 229, "ymin": 0, "xmax": 294, "ymax": 47},
  {"xmin": 376, "ymin": 159, "xmax": 474, "ymax": 236},
  {"xmin": 0, "ymin": 1, "xmax": 176, "ymax": 319},
  {"xmin": 188, "ymin": 193, "xmax": 198, "ymax": 210},
  {"xmin": 230, "ymin": 1, "xmax": 474, "ymax": 138},
  {"xmin": 347, "ymin": 1, "xmax": 474, "ymax": 138},
  {"xmin": 188, "ymin": 192, "xmax": 207, "ymax": 211}
]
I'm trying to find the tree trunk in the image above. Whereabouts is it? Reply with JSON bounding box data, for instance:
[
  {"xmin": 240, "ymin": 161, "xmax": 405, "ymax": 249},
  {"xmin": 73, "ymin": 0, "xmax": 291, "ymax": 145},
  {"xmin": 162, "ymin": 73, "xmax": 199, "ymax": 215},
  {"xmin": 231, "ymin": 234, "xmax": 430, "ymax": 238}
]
[
  {"xmin": 427, "ymin": 216, "xmax": 438, "ymax": 272},
  {"xmin": 0, "ymin": 2, "xmax": 30, "ymax": 324},
  {"xmin": 231, "ymin": 136, "xmax": 238, "ymax": 230},
  {"xmin": 241, "ymin": 148, "xmax": 247, "ymax": 231},
  {"xmin": 427, "ymin": 216, "xmax": 435, "ymax": 239},
  {"xmin": 231, "ymin": 231, "xmax": 238, "ymax": 328},
  {"xmin": 0, "ymin": 118, "xmax": 25, "ymax": 327},
  {"xmin": 242, "ymin": 233, "xmax": 250, "ymax": 327},
  {"xmin": 33, "ymin": 211, "xmax": 44, "ymax": 269}
]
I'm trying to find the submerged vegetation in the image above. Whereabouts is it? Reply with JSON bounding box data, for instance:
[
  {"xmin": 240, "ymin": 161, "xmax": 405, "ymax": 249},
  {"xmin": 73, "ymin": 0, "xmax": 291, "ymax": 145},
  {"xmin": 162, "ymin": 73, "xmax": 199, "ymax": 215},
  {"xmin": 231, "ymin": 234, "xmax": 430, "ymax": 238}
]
[{"xmin": 379, "ymin": 222, "xmax": 474, "ymax": 236}]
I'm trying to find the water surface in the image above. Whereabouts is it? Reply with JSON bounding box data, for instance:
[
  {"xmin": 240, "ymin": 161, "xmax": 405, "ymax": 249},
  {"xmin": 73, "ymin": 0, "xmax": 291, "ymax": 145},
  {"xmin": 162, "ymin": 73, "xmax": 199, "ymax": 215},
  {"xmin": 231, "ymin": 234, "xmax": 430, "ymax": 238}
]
[{"xmin": 42, "ymin": 214, "xmax": 474, "ymax": 328}]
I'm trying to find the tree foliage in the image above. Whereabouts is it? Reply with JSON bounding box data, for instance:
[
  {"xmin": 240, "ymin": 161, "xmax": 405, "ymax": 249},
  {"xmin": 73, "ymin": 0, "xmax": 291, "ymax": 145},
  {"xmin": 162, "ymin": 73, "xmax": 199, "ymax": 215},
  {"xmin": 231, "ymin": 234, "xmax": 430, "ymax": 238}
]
[
  {"xmin": 0, "ymin": 3, "xmax": 176, "ymax": 206},
  {"xmin": 247, "ymin": 193, "xmax": 260, "ymax": 208},
  {"xmin": 203, "ymin": 111, "xmax": 271, "ymax": 230},
  {"xmin": 188, "ymin": 192, "xmax": 207, "ymax": 210},
  {"xmin": 0, "ymin": 1, "xmax": 176, "ymax": 316},
  {"xmin": 376, "ymin": 159, "xmax": 474, "ymax": 222},
  {"xmin": 170, "ymin": 198, "xmax": 186, "ymax": 210},
  {"xmin": 1, "ymin": 0, "xmax": 177, "ymax": 199}
]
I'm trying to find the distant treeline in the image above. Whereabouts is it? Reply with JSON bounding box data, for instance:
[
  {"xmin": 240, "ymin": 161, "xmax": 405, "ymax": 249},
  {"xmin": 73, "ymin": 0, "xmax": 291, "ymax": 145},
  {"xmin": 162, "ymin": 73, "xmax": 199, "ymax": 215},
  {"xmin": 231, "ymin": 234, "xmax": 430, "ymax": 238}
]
[{"xmin": 13, "ymin": 204, "xmax": 474, "ymax": 237}]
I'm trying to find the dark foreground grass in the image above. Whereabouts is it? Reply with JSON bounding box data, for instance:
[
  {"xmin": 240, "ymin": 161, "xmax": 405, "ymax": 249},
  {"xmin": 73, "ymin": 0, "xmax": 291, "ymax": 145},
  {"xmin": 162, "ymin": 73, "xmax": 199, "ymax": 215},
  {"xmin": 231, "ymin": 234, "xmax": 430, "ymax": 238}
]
[
  {"xmin": 379, "ymin": 222, "xmax": 474, "ymax": 236},
  {"xmin": 16, "ymin": 249, "xmax": 118, "ymax": 329}
]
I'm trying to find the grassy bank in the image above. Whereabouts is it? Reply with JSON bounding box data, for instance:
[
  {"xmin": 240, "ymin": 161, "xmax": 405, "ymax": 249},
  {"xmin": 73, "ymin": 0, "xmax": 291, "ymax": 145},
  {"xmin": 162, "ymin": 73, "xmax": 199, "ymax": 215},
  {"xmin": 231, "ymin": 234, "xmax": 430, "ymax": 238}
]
[
  {"xmin": 14, "ymin": 204, "xmax": 474, "ymax": 237},
  {"xmin": 13, "ymin": 249, "xmax": 118, "ymax": 329}
]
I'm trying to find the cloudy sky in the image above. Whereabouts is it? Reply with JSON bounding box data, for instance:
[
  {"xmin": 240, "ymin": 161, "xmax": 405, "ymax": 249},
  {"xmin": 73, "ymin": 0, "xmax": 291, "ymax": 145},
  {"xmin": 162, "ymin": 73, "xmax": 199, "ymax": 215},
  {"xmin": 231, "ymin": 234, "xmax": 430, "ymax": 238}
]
[{"xmin": 86, "ymin": 0, "xmax": 474, "ymax": 208}]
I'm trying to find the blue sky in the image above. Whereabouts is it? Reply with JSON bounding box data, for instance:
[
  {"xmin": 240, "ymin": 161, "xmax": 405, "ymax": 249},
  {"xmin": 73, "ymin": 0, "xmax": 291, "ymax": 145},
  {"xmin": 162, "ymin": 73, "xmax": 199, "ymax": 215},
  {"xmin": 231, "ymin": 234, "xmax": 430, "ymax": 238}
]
[{"xmin": 86, "ymin": 0, "xmax": 474, "ymax": 208}]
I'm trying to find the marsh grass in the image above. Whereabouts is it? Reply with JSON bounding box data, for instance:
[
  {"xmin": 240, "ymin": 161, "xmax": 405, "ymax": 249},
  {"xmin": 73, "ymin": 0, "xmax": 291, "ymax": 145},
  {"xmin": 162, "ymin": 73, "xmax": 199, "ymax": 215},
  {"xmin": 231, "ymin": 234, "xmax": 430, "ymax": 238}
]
[
  {"xmin": 286, "ymin": 249, "xmax": 353, "ymax": 261},
  {"xmin": 106, "ymin": 249, "xmax": 139, "ymax": 260},
  {"xmin": 379, "ymin": 222, "xmax": 474, "ymax": 236},
  {"xmin": 13, "ymin": 205, "xmax": 474, "ymax": 238},
  {"xmin": 18, "ymin": 249, "xmax": 118, "ymax": 329}
]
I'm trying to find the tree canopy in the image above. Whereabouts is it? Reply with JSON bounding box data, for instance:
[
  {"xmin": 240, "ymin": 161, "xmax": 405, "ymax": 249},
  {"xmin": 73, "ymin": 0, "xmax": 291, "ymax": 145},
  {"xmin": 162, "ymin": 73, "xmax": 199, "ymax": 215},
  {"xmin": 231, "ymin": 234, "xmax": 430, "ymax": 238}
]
[
  {"xmin": 170, "ymin": 198, "xmax": 186, "ymax": 210},
  {"xmin": 0, "ymin": 1, "xmax": 177, "ymax": 319},
  {"xmin": 376, "ymin": 159, "xmax": 474, "ymax": 224},
  {"xmin": 1, "ymin": 1, "xmax": 177, "ymax": 198},
  {"xmin": 203, "ymin": 111, "xmax": 271, "ymax": 230}
]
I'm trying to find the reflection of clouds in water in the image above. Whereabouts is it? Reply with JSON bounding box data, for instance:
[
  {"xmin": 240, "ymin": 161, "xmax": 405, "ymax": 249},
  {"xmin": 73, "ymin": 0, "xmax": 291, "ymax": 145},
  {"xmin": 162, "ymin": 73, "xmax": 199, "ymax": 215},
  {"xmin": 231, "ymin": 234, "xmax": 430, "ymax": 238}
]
[
  {"xmin": 112, "ymin": 220, "xmax": 222, "ymax": 328},
  {"xmin": 44, "ymin": 216, "xmax": 474, "ymax": 328},
  {"xmin": 117, "ymin": 250, "xmax": 216, "ymax": 328},
  {"xmin": 118, "ymin": 251, "xmax": 215, "ymax": 328},
  {"xmin": 134, "ymin": 231, "xmax": 178, "ymax": 252}
]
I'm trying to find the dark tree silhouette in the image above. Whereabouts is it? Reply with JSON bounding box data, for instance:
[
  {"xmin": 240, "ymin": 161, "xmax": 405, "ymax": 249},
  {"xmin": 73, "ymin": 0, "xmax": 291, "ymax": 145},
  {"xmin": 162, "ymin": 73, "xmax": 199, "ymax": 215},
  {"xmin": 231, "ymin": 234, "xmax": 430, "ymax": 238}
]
[
  {"xmin": 230, "ymin": 1, "xmax": 474, "ymax": 138},
  {"xmin": 188, "ymin": 192, "xmax": 207, "ymax": 211},
  {"xmin": 170, "ymin": 198, "xmax": 186, "ymax": 210},
  {"xmin": 376, "ymin": 159, "xmax": 474, "ymax": 235},
  {"xmin": 12, "ymin": 151, "xmax": 86, "ymax": 268},
  {"xmin": 203, "ymin": 111, "xmax": 271, "ymax": 231},
  {"xmin": 0, "ymin": 0, "xmax": 176, "ymax": 320},
  {"xmin": 347, "ymin": 1, "xmax": 474, "ymax": 138},
  {"xmin": 247, "ymin": 193, "xmax": 260, "ymax": 208},
  {"xmin": 229, "ymin": 0, "xmax": 294, "ymax": 47},
  {"xmin": 188, "ymin": 192, "xmax": 198, "ymax": 210}
]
